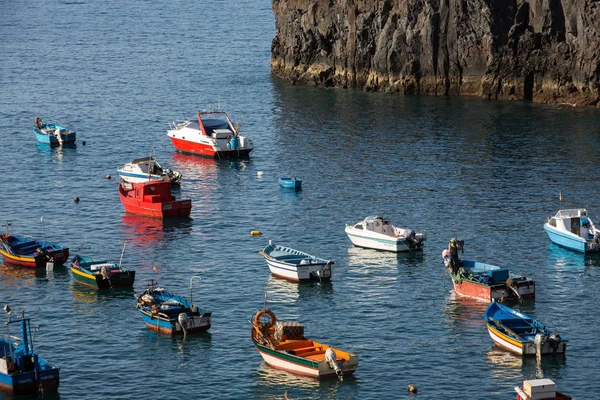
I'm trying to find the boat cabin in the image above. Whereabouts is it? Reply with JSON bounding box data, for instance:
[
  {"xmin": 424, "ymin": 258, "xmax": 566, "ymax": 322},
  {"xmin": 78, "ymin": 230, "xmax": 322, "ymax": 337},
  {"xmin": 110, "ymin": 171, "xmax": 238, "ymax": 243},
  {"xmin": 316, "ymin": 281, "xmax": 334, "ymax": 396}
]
[
  {"xmin": 122, "ymin": 181, "xmax": 175, "ymax": 203},
  {"xmin": 354, "ymin": 216, "xmax": 412, "ymax": 238},
  {"xmin": 197, "ymin": 112, "xmax": 235, "ymax": 138},
  {"xmin": 547, "ymin": 209, "xmax": 596, "ymax": 239}
]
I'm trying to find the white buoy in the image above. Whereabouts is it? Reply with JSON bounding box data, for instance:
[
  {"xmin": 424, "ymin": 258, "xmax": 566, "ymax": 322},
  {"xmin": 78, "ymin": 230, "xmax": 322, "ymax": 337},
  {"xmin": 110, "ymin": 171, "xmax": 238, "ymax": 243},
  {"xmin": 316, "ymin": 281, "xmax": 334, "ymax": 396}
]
[{"xmin": 257, "ymin": 171, "xmax": 264, "ymax": 178}]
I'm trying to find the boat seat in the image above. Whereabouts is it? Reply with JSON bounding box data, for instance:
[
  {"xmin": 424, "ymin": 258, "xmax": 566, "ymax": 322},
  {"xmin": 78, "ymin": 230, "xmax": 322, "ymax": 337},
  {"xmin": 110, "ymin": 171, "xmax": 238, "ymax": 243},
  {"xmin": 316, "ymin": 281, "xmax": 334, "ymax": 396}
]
[
  {"xmin": 14, "ymin": 245, "xmax": 42, "ymax": 255},
  {"xmin": 299, "ymin": 349, "xmax": 326, "ymax": 357}
]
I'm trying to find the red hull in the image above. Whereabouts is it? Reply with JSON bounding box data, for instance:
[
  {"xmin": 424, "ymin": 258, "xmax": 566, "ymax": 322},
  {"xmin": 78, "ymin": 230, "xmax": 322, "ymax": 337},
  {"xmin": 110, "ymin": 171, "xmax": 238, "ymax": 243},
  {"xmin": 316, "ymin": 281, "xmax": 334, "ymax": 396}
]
[
  {"xmin": 169, "ymin": 136, "xmax": 252, "ymax": 158},
  {"xmin": 0, "ymin": 249, "xmax": 69, "ymax": 268},
  {"xmin": 452, "ymin": 279, "xmax": 535, "ymax": 302},
  {"xmin": 118, "ymin": 180, "xmax": 191, "ymax": 218}
]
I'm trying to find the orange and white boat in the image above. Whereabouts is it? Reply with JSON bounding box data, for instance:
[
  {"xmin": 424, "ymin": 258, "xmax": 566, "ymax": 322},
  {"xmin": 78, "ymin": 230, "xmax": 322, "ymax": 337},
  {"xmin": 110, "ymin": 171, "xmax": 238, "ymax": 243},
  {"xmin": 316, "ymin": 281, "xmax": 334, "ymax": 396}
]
[{"xmin": 251, "ymin": 308, "xmax": 358, "ymax": 380}]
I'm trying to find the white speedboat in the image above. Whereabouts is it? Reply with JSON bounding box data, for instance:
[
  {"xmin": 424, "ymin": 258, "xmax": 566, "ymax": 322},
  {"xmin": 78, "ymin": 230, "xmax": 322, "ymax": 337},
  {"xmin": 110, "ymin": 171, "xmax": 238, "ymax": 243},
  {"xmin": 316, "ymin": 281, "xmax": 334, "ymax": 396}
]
[
  {"xmin": 544, "ymin": 209, "xmax": 600, "ymax": 253},
  {"xmin": 116, "ymin": 157, "xmax": 181, "ymax": 185},
  {"xmin": 167, "ymin": 110, "xmax": 254, "ymax": 158},
  {"xmin": 345, "ymin": 216, "xmax": 426, "ymax": 252}
]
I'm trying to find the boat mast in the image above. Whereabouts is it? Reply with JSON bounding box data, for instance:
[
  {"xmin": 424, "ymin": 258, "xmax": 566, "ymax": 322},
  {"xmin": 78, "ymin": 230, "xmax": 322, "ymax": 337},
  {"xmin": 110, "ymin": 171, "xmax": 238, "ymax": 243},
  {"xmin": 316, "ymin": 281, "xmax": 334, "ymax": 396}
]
[
  {"xmin": 118, "ymin": 240, "xmax": 128, "ymax": 268},
  {"xmin": 189, "ymin": 275, "xmax": 202, "ymax": 307}
]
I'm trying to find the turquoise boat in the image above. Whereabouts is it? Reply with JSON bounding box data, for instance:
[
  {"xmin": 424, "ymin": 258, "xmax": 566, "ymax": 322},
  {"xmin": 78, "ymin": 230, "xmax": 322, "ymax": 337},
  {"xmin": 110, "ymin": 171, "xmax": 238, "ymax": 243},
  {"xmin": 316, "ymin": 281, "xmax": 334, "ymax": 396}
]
[
  {"xmin": 33, "ymin": 117, "xmax": 76, "ymax": 146},
  {"xmin": 544, "ymin": 208, "xmax": 600, "ymax": 253},
  {"xmin": 279, "ymin": 177, "xmax": 302, "ymax": 190}
]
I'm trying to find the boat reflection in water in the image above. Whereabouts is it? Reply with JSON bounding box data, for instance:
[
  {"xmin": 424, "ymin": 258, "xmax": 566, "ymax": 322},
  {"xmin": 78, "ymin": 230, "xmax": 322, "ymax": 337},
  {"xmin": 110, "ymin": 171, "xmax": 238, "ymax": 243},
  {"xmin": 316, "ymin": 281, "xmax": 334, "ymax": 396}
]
[
  {"xmin": 346, "ymin": 246, "xmax": 423, "ymax": 270},
  {"xmin": 139, "ymin": 328, "xmax": 212, "ymax": 356},
  {"xmin": 0, "ymin": 262, "xmax": 47, "ymax": 281},
  {"xmin": 263, "ymin": 275, "xmax": 333, "ymax": 303},
  {"xmin": 71, "ymin": 283, "xmax": 135, "ymax": 306},
  {"xmin": 254, "ymin": 359, "xmax": 355, "ymax": 398},
  {"xmin": 443, "ymin": 291, "xmax": 489, "ymax": 331},
  {"xmin": 546, "ymin": 243, "xmax": 600, "ymax": 271},
  {"xmin": 120, "ymin": 213, "xmax": 193, "ymax": 249}
]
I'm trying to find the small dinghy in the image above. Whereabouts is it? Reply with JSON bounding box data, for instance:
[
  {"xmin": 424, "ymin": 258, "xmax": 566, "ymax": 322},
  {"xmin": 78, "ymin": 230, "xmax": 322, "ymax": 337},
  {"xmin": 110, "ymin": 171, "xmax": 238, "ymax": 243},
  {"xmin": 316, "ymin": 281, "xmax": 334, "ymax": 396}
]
[
  {"xmin": 442, "ymin": 238, "xmax": 535, "ymax": 302},
  {"xmin": 251, "ymin": 306, "xmax": 358, "ymax": 379},
  {"xmin": 345, "ymin": 216, "xmax": 426, "ymax": 252},
  {"xmin": 484, "ymin": 302, "xmax": 568, "ymax": 357},
  {"xmin": 136, "ymin": 277, "xmax": 211, "ymax": 335},
  {"xmin": 279, "ymin": 177, "xmax": 302, "ymax": 190},
  {"xmin": 33, "ymin": 117, "xmax": 76, "ymax": 146},
  {"xmin": 0, "ymin": 224, "xmax": 69, "ymax": 268},
  {"xmin": 69, "ymin": 254, "xmax": 135, "ymax": 290},
  {"xmin": 259, "ymin": 241, "xmax": 333, "ymax": 282},
  {"xmin": 544, "ymin": 208, "xmax": 600, "ymax": 253}
]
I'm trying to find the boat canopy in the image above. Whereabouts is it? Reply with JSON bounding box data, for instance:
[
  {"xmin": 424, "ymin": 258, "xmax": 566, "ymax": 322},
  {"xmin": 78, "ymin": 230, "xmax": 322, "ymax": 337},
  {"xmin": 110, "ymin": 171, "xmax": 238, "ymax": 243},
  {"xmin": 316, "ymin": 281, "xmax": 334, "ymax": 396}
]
[{"xmin": 554, "ymin": 209, "xmax": 587, "ymax": 218}]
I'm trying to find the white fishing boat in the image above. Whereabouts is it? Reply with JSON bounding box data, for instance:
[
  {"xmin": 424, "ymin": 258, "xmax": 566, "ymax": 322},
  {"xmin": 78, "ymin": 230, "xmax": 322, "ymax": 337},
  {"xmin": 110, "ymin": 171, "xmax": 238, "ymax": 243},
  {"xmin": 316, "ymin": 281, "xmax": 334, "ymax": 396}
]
[
  {"xmin": 116, "ymin": 157, "xmax": 182, "ymax": 185},
  {"xmin": 259, "ymin": 241, "xmax": 333, "ymax": 282},
  {"xmin": 345, "ymin": 216, "xmax": 426, "ymax": 252},
  {"xmin": 544, "ymin": 208, "xmax": 600, "ymax": 253}
]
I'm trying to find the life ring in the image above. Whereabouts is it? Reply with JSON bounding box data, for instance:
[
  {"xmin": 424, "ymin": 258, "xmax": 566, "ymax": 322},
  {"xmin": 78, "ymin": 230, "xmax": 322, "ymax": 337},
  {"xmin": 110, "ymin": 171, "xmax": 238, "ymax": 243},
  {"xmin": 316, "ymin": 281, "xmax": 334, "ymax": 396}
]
[{"xmin": 254, "ymin": 309, "xmax": 276, "ymax": 329}]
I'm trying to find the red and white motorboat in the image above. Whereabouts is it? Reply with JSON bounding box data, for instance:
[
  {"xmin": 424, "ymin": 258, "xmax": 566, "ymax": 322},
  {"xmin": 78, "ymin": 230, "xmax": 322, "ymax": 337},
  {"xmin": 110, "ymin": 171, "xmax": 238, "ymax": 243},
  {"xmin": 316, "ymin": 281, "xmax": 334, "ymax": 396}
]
[
  {"xmin": 167, "ymin": 110, "xmax": 254, "ymax": 158},
  {"xmin": 118, "ymin": 179, "xmax": 191, "ymax": 218}
]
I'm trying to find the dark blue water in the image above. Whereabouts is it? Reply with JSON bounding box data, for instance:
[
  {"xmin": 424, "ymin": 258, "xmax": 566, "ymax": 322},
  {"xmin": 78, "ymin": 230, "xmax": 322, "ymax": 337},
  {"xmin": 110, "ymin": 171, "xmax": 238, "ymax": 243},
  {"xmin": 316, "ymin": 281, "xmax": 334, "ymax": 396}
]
[{"xmin": 2, "ymin": 1, "xmax": 600, "ymax": 399}]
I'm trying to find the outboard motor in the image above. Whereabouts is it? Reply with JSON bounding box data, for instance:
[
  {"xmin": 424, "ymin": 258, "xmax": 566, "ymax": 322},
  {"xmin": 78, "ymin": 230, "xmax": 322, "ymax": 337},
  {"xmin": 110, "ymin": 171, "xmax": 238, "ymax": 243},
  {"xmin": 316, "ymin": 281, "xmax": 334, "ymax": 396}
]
[
  {"xmin": 534, "ymin": 333, "xmax": 547, "ymax": 359},
  {"xmin": 548, "ymin": 333, "xmax": 562, "ymax": 354},
  {"xmin": 325, "ymin": 348, "xmax": 343, "ymax": 381},
  {"xmin": 505, "ymin": 278, "xmax": 521, "ymax": 300},
  {"xmin": 178, "ymin": 313, "xmax": 189, "ymax": 337}
]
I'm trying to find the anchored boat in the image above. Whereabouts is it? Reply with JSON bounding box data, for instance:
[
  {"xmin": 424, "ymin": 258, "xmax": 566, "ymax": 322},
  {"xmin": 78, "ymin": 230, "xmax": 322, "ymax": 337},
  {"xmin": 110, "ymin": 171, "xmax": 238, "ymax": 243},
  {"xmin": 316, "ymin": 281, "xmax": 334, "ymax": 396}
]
[
  {"xmin": 442, "ymin": 238, "xmax": 535, "ymax": 302},
  {"xmin": 0, "ymin": 306, "xmax": 60, "ymax": 395},
  {"xmin": 0, "ymin": 224, "xmax": 69, "ymax": 268},
  {"xmin": 279, "ymin": 177, "xmax": 302, "ymax": 190},
  {"xmin": 484, "ymin": 302, "xmax": 567, "ymax": 357},
  {"xmin": 167, "ymin": 110, "xmax": 254, "ymax": 158},
  {"xmin": 33, "ymin": 117, "xmax": 76, "ymax": 146},
  {"xmin": 544, "ymin": 208, "xmax": 600, "ymax": 253},
  {"xmin": 345, "ymin": 216, "xmax": 426, "ymax": 252},
  {"xmin": 69, "ymin": 253, "xmax": 135, "ymax": 290},
  {"xmin": 259, "ymin": 241, "xmax": 333, "ymax": 282},
  {"xmin": 251, "ymin": 307, "xmax": 358, "ymax": 379},
  {"xmin": 117, "ymin": 157, "xmax": 182, "ymax": 185},
  {"xmin": 136, "ymin": 277, "xmax": 212, "ymax": 335},
  {"xmin": 118, "ymin": 179, "xmax": 191, "ymax": 218}
]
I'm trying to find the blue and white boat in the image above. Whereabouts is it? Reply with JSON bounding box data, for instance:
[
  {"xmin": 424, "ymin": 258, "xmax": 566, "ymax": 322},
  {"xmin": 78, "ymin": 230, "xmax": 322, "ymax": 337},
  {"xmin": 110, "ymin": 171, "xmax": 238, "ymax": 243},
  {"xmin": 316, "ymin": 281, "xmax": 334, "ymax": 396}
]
[
  {"xmin": 0, "ymin": 306, "xmax": 60, "ymax": 395},
  {"xmin": 117, "ymin": 157, "xmax": 182, "ymax": 185},
  {"xmin": 136, "ymin": 277, "xmax": 211, "ymax": 335},
  {"xmin": 279, "ymin": 177, "xmax": 302, "ymax": 190},
  {"xmin": 345, "ymin": 216, "xmax": 426, "ymax": 252},
  {"xmin": 544, "ymin": 208, "xmax": 600, "ymax": 253},
  {"xmin": 33, "ymin": 117, "xmax": 76, "ymax": 146},
  {"xmin": 259, "ymin": 241, "xmax": 333, "ymax": 282},
  {"xmin": 484, "ymin": 302, "xmax": 568, "ymax": 357}
]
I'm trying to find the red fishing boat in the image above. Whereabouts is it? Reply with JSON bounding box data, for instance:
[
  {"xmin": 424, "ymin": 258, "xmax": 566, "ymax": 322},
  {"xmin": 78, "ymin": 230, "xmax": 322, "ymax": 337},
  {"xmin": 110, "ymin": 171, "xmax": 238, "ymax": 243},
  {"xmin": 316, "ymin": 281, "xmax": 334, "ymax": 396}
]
[
  {"xmin": 167, "ymin": 110, "xmax": 254, "ymax": 158},
  {"xmin": 118, "ymin": 179, "xmax": 191, "ymax": 218}
]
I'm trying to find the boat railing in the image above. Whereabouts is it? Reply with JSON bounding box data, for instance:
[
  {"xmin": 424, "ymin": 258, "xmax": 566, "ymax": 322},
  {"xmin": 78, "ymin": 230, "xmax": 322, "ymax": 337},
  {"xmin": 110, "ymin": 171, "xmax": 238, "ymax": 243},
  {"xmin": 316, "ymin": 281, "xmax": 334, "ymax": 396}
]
[
  {"xmin": 0, "ymin": 334, "xmax": 22, "ymax": 346},
  {"xmin": 555, "ymin": 209, "xmax": 587, "ymax": 218},
  {"xmin": 168, "ymin": 120, "xmax": 190, "ymax": 130}
]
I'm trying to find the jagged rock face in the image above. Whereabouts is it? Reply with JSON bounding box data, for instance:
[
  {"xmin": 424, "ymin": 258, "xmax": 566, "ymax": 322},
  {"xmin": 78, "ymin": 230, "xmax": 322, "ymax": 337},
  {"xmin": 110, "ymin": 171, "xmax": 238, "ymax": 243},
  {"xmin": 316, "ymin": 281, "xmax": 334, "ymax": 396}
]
[{"xmin": 271, "ymin": 0, "xmax": 600, "ymax": 106}]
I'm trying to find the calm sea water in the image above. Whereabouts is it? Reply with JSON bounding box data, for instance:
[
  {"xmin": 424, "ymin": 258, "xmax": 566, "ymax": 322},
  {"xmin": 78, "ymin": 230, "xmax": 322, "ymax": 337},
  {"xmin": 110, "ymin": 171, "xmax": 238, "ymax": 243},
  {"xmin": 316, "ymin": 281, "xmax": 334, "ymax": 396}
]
[{"xmin": 1, "ymin": 1, "xmax": 600, "ymax": 399}]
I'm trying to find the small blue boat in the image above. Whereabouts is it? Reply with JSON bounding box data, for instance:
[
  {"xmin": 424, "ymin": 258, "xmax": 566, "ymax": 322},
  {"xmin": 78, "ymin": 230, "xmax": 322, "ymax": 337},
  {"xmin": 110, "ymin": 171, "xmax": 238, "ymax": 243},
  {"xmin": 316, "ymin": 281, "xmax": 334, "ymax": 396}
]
[
  {"xmin": 33, "ymin": 117, "xmax": 76, "ymax": 146},
  {"xmin": 279, "ymin": 177, "xmax": 302, "ymax": 190},
  {"xmin": 484, "ymin": 302, "xmax": 568, "ymax": 357},
  {"xmin": 0, "ymin": 306, "xmax": 60, "ymax": 395},
  {"xmin": 136, "ymin": 277, "xmax": 211, "ymax": 335},
  {"xmin": 544, "ymin": 208, "xmax": 600, "ymax": 253}
]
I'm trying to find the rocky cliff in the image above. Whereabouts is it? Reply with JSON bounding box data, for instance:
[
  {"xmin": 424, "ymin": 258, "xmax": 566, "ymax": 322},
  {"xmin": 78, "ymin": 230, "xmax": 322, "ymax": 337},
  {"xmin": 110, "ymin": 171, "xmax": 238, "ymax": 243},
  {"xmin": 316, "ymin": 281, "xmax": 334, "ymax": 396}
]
[{"xmin": 271, "ymin": 0, "xmax": 600, "ymax": 106}]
